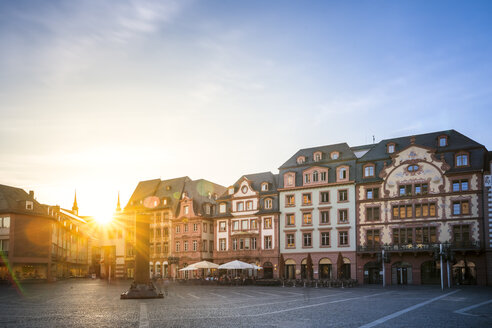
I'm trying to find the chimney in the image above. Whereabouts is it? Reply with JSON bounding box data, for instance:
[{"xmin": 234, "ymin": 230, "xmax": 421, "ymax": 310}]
[{"xmin": 29, "ymin": 190, "xmax": 34, "ymax": 199}]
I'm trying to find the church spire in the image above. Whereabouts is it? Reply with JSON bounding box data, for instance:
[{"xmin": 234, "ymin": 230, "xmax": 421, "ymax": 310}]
[
  {"xmin": 116, "ymin": 191, "xmax": 121, "ymax": 212},
  {"xmin": 72, "ymin": 190, "xmax": 79, "ymax": 215}
]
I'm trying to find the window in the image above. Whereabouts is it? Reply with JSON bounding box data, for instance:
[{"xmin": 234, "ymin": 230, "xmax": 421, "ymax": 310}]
[
  {"xmin": 232, "ymin": 238, "xmax": 238, "ymax": 250},
  {"xmin": 219, "ymin": 221, "xmax": 226, "ymax": 232},
  {"xmin": 339, "ymin": 209, "xmax": 348, "ymax": 223},
  {"xmin": 320, "ymin": 191, "xmax": 329, "ymax": 203},
  {"xmin": 184, "ymin": 205, "xmax": 189, "ymax": 215},
  {"xmin": 321, "ymin": 232, "xmax": 330, "ymax": 246},
  {"xmin": 193, "ymin": 223, "xmax": 198, "ymax": 232},
  {"xmin": 414, "ymin": 183, "xmax": 428, "ymax": 195},
  {"xmin": 339, "ymin": 231, "xmax": 348, "ymax": 246},
  {"xmin": 320, "ymin": 210, "xmax": 330, "ymax": 224},
  {"xmin": 286, "ymin": 214, "xmax": 295, "ymax": 226},
  {"xmin": 285, "ymin": 173, "xmax": 295, "ymax": 187},
  {"xmin": 312, "ymin": 171, "xmax": 319, "ymax": 182},
  {"xmin": 236, "ymin": 202, "xmax": 244, "ymax": 211},
  {"xmin": 184, "ymin": 224, "xmax": 188, "ymax": 232},
  {"xmin": 286, "ymin": 195, "xmax": 295, "ymax": 206},
  {"xmin": 251, "ymin": 237, "xmax": 257, "ymax": 249},
  {"xmin": 452, "ymin": 180, "xmax": 469, "ymax": 192},
  {"xmin": 228, "ymin": 187, "xmax": 234, "ymax": 195},
  {"xmin": 232, "ymin": 221, "xmax": 239, "ymax": 231},
  {"xmin": 261, "ymin": 182, "xmax": 269, "ymax": 191},
  {"xmin": 0, "ymin": 217, "xmax": 10, "ymax": 228},
  {"xmin": 205, "ymin": 204, "xmax": 211, "ymax": 215},
  {"xmin": 203, "ymin": 223, "xmax": 207, "ymax": 233},
  {"xmin": 364, "ymin": 165, "xmax": 375, "ymax": 177},
  {"xmin": 366, "ymin": 229, "xmax": 380, "ymax": 247},
  {"xmin": 304, "ymin": 174, "xmax": 311, "ymax": 184},
  {"xmin": 176, "ymin": 225, "xmax": 181, "ymax": 233},
  {"xmin": 399, "ymin": 185, "xmax": 412, "ymax": 196},
  {"xmin": 439, "ymin": 136, "xmax": 447, "ymax": 147},
  {"xmin": 175, "ymin": 241, "xmax": 180, "ymax": 252},
  {"xmin": 453, "ymin": 200, "xmax": 470, "ymax": 215},
  {"xmin": 302, "ymin": 212, "xmax": 312, "ymax": 225},
  {"xmin": 286, "ymin": 234, "xmax": 295, "ymax": 247},
  {"xmin": 219, "ymin": 239, "xmax": 226, "ymax": 251},
  {"xmin": 251, "ymin": 219, "xmax": 258, "ymax": 230},
  {"xmin": 219, "ymin": 203, "xmax": 226, "ymax": 213},
  {"xmin": 265, "ymin": 198, "xmax": 272, "ymax": 209},
  {"xmin": 202, "ymin": 240, "xmax": 207, "ymax": 252},
  {"xmin": 338, "ymin": 190, "xmax": 348, "ymax": 202},
  {"xmin": 366, "ymin": 188, "xmax": 379, "ymax": 200},
  {"xmin": 302, "ymin": 193, "xmax": 312, "ymax": 205},
  {"xmin": 26, "ymin": 201, "xmax": 33, "ymax": 210},
  {"xmin": 210, "ymin": 224, "xmax": 213, "ymax": 233},
  {"xmin": 184, "ymin": 241, "xmax": 188, "ymax": 251},
  {"xmin": 241, "ymin": 220, "xmax": 248, "ymax": 230},
  {"xmin": 321, "ymin": 171, "xmax": 327, "ymax": 181},
  {"xmin": 338, "ymin": 167, "xmax": 347, "ymax": 180},
  {"xmin": 210, "ymin": 240, "xmax": 213, "ymax": 252},
  {"xmin": 366, "ymin": 207, "xmax": 380, "ymax": 221},
  {"xmin": 453, "ymin": 225, "xmax": 470, "ymax": 244},
  {"xmin": 264, "ymin": 217, "xmax": 272, "ymax": 229},
  {"xmin": 245, "ymin": 238, "xmax": 250, "ymax": 249},
  {"xmin": 264, "ymin": 236, "xmax": 272, "ymax": 249},
  {"xmin": 387, "ymin": 143, "xmax": 395, "ymax": 153},
  {"xmin": 331, "ymin": 152, "xmax": 339, "ymax": 160},
  {"xmin": 456, "ymin": 153, "xmax": 469, "ymax": 167},
  {"xmin": 392, "ymin": 204, "xmax": 413, "ymax": 219},
  {"xmin": 192, "ymin": 240, "xmax": 197, "ymax": 251},
  {"xmin": 297, "ymin": 156, "xmax": 305, "ymax": 164},
  {"xmin": 246, "ymin": 201, "xmax": 253, "ymax": 210},
  {"xmin": 392, "ymin": 228, "xmax": 413, "ymax": 245},
  {"xmin": 414, "ymin": 203, "xmax": 436, "ymax": 217},
  {"xmin": 164, "ymin": 242, "xmax": 168, "ymax": 253},
  {"xmin": 415, "ymin": 227, "xmax": 437, "ymax": 244},
  {"xmin": 303, "ymin": 233, "xmax": 312, "ymax": 247},
  {"xmin": 314, "ymin": 152, "xmax": 322, "ymax": 161}
]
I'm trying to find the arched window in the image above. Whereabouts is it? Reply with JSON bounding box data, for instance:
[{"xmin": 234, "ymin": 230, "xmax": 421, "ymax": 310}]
[
  {"xmin": 330, "ymin": 152, "xmax": 339, "ymax": 160},
  {"xmin": 363, "ymin": 164, "xmax": 375, "ymax": 178},
  {"xmin": 313, "ymin": 171, "xmax": 319, "ymax": 182},
  {"xmin": 455, "ymin": 152, "xmax": 469, "ymax": 167},
  {"xmin": 297, "ymin": 156, "xmax": 305, "ymax": 164}
]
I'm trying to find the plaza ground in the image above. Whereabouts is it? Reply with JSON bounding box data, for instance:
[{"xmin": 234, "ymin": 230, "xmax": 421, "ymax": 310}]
[{"xmin": 0, "ymin": 280, "xmax": 491, "ymax": 327}]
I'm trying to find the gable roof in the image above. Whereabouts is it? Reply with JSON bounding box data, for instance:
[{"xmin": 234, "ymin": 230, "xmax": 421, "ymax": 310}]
[{"xmin": 0, "ymin": 184, "xmax": 46, "ymax": 216}]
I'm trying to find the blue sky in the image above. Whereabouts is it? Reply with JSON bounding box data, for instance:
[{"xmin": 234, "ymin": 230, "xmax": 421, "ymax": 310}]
[{"xmin": 1, "ymin": 0, "xmax": 491, "ymax": 218}]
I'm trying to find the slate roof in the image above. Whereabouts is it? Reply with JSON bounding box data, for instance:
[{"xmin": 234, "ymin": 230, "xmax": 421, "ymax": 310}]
[
  {"xmin": 182, "ymin": 179, "xmax": 226, "ymax": 216},
  {"xmin": 0, "ymin": 184, "xmax": 47, "ymax": 216},
  {"xmin": 279, "ymin": 142, "xmax": 357, "ymax": 169}
]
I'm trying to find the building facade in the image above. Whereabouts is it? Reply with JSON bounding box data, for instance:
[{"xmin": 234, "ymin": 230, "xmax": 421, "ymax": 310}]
[
  {"xmin": 484, "ymin": 152, "xmax": 492, "ymax": 286},
  {"xmin": 278, "ymin": 144, "xmax": 358, "ymax": 280},
  {"xmin": 213, "ymin": 172, "xmax": 280, "ymax": 278},
  {"xmin": 356, "ymin": 131, "xmax": 488, "ymax": 286}
]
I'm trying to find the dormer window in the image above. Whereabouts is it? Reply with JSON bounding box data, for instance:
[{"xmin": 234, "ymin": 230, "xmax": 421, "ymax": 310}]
[
  {"xmin": 363, "ymin": 164, "xmax": 375, "ymax": 178},
  {"xmin": 26, "ymin": 201, "xmax": 33, "ymax": 210},
  {"xmin": 265, "ymin": 198, "xmax": 273, "ymax": 209},
  {"xmin": 228, "ymin": 187, "xmax": 234, "ymax": 195},
  {"xmin": 163, "ymin": 198, "xmax": 167, "ymax": 205},
  {"xmin": 312, "ymin": 171, "xmax": 319, "ymax": 182},
  {"xmin": 261, "ymin": 182, "xmax": 269, "ymax": 191},
  {"xmin": 304, "ymin": 174, "xmax": 311, "ymax": 184},
  {"xmin": 455, "ymin": 152, "xmax": 469, "ymax": 167},
  {"xmin": 297, "ymin": 156, "xmax": 305, "ymax": 164},
  {"xmin": 241, "ymin": 185, "xmax": 248, "ymax": 194},
  {"xmin": 438, "ymin": 135, "xmax": 448, "ymax": 147},
  {"xmin": 213, "ymin": 193, "xmax": 218, "ymax": 200},
  {"xmin": 166, "ymin": 185, "xmax": 171, "ymax": 191},
  {"xmin": 336, "ymin": 166, "xmax": 349, "ymax": 182},
  {"xmin": 184, "ymin": 205, "xmax": 189, "ymax": 215},
  {"xmin": 387, "ymin": 143, "xmax": 395, "ymax": 154},
  {"xmin": 284, "ymin": 172, "xmax": 296, "ymax": 187},
  {"xmin": 330, "ymin": 152, "xmax": 339, "ymax": 160},
  {"xmin": 314, "ymin": 152, "xmax": 322, "ymax": 162},
  {"xmin": 219, "ymin": 203, "xmax": 226, "ymax": 213}
]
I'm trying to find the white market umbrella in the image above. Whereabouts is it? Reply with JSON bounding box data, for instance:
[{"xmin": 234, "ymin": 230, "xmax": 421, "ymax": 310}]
[
  {"xmin": 189, "ymin": 260, "xmax": 219, "ymax": 269},
  {"xmin": 251, "ymin": 264, "xmax": 263, "ymax": 270},
  {"xmin": 179, "ymin": 266, "xmax": 198, "ymax": 271},
  {"xmin": 218, "ymin": 260, "xmax": 254, "ymax": 270}
]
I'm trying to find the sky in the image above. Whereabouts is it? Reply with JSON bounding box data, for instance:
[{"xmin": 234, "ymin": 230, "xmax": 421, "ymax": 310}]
[{"xmin": 1, "ymin": 0, "xmax": 492, "ymax": 219}]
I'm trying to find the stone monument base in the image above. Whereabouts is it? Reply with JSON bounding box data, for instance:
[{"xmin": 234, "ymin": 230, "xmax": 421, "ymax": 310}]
[{"xmin": 120, "ymin": 282, "xmax": 164, "ymax": 299}]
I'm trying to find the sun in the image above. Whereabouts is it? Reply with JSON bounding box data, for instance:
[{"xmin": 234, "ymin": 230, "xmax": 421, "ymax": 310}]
[{"xmin": 91, "ymin": 205, "xmax": 115, "ymax": 225}]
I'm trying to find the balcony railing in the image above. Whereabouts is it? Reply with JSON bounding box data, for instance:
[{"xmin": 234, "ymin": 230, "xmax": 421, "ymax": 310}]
[{"xmin": 358, "ymin": 241, "xmax": 481, "ymax": 253}]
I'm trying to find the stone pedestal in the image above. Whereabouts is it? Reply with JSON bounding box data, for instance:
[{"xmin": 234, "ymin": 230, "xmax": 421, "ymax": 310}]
[{"xmin": 121, "ymin": 213, "xmax": 163, "ymax": 299}]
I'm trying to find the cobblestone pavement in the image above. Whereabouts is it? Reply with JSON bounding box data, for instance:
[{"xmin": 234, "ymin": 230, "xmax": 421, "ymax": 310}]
[{"xmin": 0, "ymin": 279, "xmax": 491, "ymax": 327}]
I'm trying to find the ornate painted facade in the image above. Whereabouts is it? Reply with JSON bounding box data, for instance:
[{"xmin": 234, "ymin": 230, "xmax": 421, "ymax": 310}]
[{"xmin": 356, "ymin": 131, "xmax": 488, "ymax": 285}]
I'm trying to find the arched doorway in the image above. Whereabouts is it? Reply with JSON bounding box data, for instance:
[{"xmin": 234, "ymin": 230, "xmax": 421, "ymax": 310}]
[
  {"xmin": 155, "ymin": 262, "xmax": 161, "ymax": 278},
  {"xmin": 319, "ymin": 258, "xmax": 332, "ymax": 279},
  {"xmin": 263, "ymin": 262, "xmax": 273, "ymax": 279},
  {"xmin": 392, "ymin": 261, "xmax": 412, "ymax": 285},
  {"xmin": 149, "ymin": 262, "xmax": 153, "ymax": 279},
  {"xmin": 363, "ymin": 261, "xmax": 381, "ymax": 284},
  {"xmin": 452, "ymin": 260, "xmax": 476, "ymax": 285},
  {"xmin": 341, "ymin": 258, "xmax": 351, "ymax": 279},
  {"xmin": 421, "ymin": 260, "xmax": 440, "ymax": 284},
  {"xmin": 285, "ymin": 259, "xmax": 296, "ymax": 279},
  {"xmin": 163, "ymin": 261, "xmax": 168, "ymax": 278}
]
